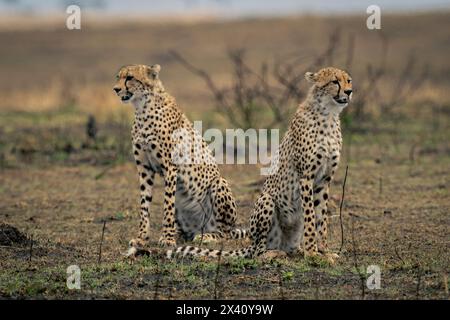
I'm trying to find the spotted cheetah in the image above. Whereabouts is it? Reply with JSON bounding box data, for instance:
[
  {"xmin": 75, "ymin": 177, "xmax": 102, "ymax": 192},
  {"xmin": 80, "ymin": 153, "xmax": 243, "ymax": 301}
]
[
  {"xmin": 113, "ymin": 64, "xmax": 246, "ymax": 256},
  {"xmin": 167, "ymin": 67, "xmax": 352, "ymax": 262}
]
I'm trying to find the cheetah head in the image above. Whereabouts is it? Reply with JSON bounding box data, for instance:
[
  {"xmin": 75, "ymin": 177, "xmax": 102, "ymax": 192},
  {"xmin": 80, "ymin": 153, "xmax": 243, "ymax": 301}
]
[
  {"xmin": 305, "ymin": 67, "xmax": 352, "ymax": 108},
  {"xmin": 113, "ymin": 64, "xmax": 163, "ymax": 104}
]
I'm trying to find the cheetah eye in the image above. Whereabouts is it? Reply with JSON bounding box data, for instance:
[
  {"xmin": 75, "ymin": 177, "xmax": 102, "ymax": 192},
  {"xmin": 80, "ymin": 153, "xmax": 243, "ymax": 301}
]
[
  {"xmin": 126, "ymin": 75, "xmax": 133, "ymax": 81},
  {"xmin": 347, "ymin": 79, "xmax": 352, "ymax": 83},
  {"xmin": 332, "ymin": 80, "xmax": 339, "ymax": 85}
]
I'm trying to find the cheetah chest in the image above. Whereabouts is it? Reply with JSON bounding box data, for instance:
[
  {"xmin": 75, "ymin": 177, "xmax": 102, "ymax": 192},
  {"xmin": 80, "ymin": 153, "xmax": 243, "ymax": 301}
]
[{"xmin": 314, "ymin": 129, "xmax": 341, "ymax": 182}]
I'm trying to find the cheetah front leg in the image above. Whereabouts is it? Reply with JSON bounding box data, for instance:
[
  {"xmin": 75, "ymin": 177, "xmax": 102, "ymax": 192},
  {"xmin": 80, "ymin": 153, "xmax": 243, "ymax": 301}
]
[
  {"xmin": 313, "ymin": 181, "xmax": 331, "ymax": 252},
  {"xmin": 313, "ymin": 180, "xmax": 339, "ymax": 263},
  {"xmin": 247, "ymin": 193, "xmax": 276, "ymax": 258},
  {"xmin": 158, "ymin": 164, "xmax": 177, "ymax": 247},
  {"xmin": 127, "ymin": 144, "xmax": 155, "ymax": 256},
  {"xmin": 300, "ymin": 178, "xmax": 319, "ymax": 257}
]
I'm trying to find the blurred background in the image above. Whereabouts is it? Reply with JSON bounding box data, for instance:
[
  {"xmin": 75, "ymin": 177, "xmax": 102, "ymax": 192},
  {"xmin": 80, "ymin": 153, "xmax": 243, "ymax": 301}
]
[
  {"xmin": 0, "ymin": 0, "xmax": 449, "ymax": 166},
  {"xmin": 0, "ymin": 1, "xmax": 449, "ymax": 299}
]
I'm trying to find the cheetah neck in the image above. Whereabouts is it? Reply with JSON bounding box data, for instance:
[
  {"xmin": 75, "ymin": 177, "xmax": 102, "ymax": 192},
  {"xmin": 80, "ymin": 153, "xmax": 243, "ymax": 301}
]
[
  {"xmin": 304, "ymin": 94, "xmax": 344, "ymax": 119},
  {"xmin": 133, "ymin": 89, "xmax": 178, "ymax": 126}
]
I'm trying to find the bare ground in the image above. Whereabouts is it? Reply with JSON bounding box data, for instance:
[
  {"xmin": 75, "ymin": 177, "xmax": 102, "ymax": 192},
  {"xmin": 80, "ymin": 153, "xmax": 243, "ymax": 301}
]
[{"xmin": 1, "ymin": 153, "xmax": 448, "ymax": 299}]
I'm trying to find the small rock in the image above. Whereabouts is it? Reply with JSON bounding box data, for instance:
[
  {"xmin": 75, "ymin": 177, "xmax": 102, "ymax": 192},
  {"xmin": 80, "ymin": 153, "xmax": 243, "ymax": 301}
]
[{"xmin": 0, "ymin": 223, "xmax": 30, "ymax": 246}]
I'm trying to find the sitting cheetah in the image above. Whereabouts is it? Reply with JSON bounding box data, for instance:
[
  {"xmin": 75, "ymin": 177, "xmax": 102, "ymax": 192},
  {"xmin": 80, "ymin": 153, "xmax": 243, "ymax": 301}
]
[
  {"xmin": 113, "ymin": 64, "xmax": 246, "ymax": 256},
  {"xmin": 168, "ymin": 67, "xmax": 352, "ymax": 262}
]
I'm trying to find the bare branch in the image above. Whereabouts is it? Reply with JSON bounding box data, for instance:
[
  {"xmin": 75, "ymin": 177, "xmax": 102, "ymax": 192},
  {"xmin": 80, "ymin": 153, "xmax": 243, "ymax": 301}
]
[
  {"xmin": 338, "ymin": 165, "xmax": 349, "ymax": 253},
  {"xmin": 169, "ymin": 50, "xmax": 240, "ymax": 126},
  {"xmin": 97, "ymin": 220, "xmax": 106, "ymax": 264},
  {"xmin": 214, "ymin": 243, "xmax": 224, "ymax": 300}
]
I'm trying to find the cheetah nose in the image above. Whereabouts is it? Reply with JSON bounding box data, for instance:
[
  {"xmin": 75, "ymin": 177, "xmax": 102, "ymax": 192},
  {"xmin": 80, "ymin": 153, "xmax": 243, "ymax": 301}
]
[
  {"xmin": 113, "ymin": 87, "xmax": 121, "ymax": 94},
  {"xmin": 344, "ymin": 89, "xmax": 352, "ymax": 96}
]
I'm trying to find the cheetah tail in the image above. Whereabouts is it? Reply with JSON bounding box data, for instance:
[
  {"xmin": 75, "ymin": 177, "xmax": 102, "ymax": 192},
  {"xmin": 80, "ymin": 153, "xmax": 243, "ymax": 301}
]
[
  {"xmin": 166, "ymin": 245, "xmax": 251, "ymax": 259},
  {"xmin": 229, "ymin": 228, "xmax": 248, "ymax": 240}
]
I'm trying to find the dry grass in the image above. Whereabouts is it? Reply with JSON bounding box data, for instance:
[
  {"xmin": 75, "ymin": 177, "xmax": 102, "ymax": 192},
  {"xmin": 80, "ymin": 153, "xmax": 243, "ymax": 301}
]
[{"xmin": 0, "ymin": 156, "xmax": 448, "ymax": 299}]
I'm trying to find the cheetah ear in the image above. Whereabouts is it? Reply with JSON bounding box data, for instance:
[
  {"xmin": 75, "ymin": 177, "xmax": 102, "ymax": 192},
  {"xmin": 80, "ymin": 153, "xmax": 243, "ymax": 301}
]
[
  {"xmin": 149, "ymin": 64, "xmax": 161, "ymax": 80},
  {"xmin": 304, "ymin": 72, "xmax": 316, "ymax": 83}
]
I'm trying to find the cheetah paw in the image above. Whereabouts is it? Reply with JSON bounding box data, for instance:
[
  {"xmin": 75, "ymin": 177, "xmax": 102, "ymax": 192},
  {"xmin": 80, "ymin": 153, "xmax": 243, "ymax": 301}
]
[
  {"xmin": 123, "ymin": 238, "xmax": 151, "ymax": 259},
  {"xmin": 158, "ymin": 236, "xmax": 177, "ymax": 248},
  {"xmin": 323, "ymin": 252, "xmax": 339, "ymax": 264},
  {"xmin": 129, "ymin": 238, "xmax": 147, "ymax": 248},
  {"xmin": 193, "ymin": 234, "xmax": 217, "ymax": 244},
  {"xmin": 125, "ymin": 246, "xmax": 138, "ymax": 258},
  {"xmin": 304, "ymin": 250, "xmax": 339, "ymax": 265},
  {"xmin": 260, "ymin": 250, "xmax": 288, "ymax": 261},
  {"xmin": 303, "ymin": 250, "xmax": 320, "ymax": 258}
]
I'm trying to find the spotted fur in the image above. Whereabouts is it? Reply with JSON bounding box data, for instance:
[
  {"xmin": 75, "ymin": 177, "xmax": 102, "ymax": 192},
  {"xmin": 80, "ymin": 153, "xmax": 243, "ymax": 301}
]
[
  {"xmin": 168, "ymin": 67, "xmax": 352, "ymax": 263},
  {"xmin": 113, "ymin": 64, "xmax": 247, "ymax": 256}
]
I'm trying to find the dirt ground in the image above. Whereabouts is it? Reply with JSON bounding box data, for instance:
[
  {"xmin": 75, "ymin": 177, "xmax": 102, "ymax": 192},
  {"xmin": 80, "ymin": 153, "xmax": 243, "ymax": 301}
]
[{"xmin": 0, "ymin": 151, "xmax": 448, "ymax": 299}]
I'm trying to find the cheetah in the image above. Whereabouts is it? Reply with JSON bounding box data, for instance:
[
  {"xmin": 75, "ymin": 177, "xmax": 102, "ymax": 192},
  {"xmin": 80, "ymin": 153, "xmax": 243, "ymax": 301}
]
[
  {"xmin": 167, "ymin": 67, "xmax": 352, "ymax": 262},
  {"xmin": 113, "ymin": 64, "xmax": 246, "ymax": 256}
]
